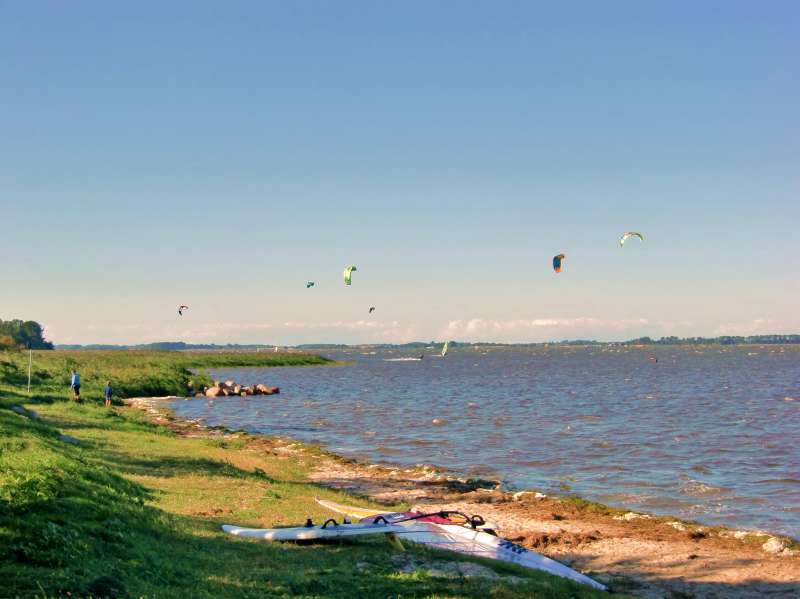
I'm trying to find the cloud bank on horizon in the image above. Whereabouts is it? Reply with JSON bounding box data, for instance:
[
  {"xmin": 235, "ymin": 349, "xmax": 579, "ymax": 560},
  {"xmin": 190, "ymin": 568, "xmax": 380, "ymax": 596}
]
[{"xmin": 44, "ymin": 316, "xmax": 785, "ymax": 346}]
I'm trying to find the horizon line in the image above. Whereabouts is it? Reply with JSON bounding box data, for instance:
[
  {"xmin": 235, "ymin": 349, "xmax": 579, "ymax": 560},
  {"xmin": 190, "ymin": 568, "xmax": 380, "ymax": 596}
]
[{"xmin": 51, "ymin": 333, "xmax": 800, "ymax": 349}]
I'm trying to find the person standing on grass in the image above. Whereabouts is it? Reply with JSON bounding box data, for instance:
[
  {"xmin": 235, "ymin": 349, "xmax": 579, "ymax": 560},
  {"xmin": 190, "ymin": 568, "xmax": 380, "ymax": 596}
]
[
  {"xmin": 69, "ymin": 369, "xmax": 81, "ymax": 402},
  {"xmin": 104, "ymin": 380, "xmax": 113, "ymax": 407}
]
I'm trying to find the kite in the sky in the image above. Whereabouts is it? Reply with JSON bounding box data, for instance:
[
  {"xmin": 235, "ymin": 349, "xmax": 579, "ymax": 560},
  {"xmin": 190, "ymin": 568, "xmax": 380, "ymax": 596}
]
[
  {"xmin": 178, "ymin": 305, "xmax": 189, "ymax": 316},
  {"xmin": 369, "ymin": 306, "xmax": 376, "ymax": 314},
  {"xmin": 552, "ymin": 254, "xmax": 566, "ymax": 273},
  {"xmin": 343, "ymin": 265, "xmax": 357, "ymax": 285},
  {"xmin": 619, "ymin": 232, "xmax": 645, "ymax": 247},
  {"xmin": 306, "ymin": 282, "xmax": 315, "ymax": 289}
]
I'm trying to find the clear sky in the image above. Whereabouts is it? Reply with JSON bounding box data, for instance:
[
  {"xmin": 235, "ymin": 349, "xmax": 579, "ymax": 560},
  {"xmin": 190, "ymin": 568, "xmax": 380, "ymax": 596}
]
[{"xmin": 1, "ymin": 2, "xmax": 798, "ymax": 345}]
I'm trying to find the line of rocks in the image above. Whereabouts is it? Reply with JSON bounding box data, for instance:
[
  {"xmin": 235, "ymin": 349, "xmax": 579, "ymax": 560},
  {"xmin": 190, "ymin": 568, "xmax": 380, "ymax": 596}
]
[{"xmin": 197, "ymin": 379, "xmax": 280, "ymax": 398}]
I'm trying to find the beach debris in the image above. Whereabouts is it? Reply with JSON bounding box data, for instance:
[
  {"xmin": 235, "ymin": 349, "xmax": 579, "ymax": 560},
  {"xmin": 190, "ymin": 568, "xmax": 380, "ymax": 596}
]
[
  {"xmin": 614, "ymin": 512, "xmax": 652, "ymax": 522},
  {"xmin": 688, "ymin": 529, "xmax": 708, "ymax": 540},
  {"xmin": 762, "ymin": 536, "xmax": 790, "ymax": 555},
  {"xmin": 552, "ymin": 253, "xmax": 565, "ymax": 273},
  {"xmin": 343, "ymin": 265, "xmax": 357, "ymax": 285},
  {"xmin": 619, "ymin": 231, "xmax": 645, "ymax": 247},
  {"xmin": 512, "ymin": 491, "xmax": 547, "ymax": 502},
  {"xmin": 666, "ymin": 521, "xmax": 688, "ymax": 532},
  {"xmin": 178, "ymin": 304, "xmax": 189, "ymax": 315}
]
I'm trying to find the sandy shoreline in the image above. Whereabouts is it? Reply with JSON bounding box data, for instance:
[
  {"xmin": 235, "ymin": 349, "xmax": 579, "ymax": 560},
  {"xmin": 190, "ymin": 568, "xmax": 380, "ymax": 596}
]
[{"xmin": 126, "ymin": 396, "xmax": 799, "ymax": 598}]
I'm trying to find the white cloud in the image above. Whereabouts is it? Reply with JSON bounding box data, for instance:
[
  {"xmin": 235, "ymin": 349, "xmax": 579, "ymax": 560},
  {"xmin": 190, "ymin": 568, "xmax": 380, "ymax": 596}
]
[
  {"xmin": 57, "ymin": 319, "xmax": 419, "ymax": 345},
  {"xmin": 283, "ymin": 320, "xmax": 396, "ymax": 330},
  {"xmin": 714, "ymin": 318, "xmax": 774, "ymax": 336},
  {"xmin": 54, "ymin": 315, "xmax": 786, "ymax": 346},
  {"xmin": 441, "ymin": 317, "xmax": 650, "ymax": 342},
  {"xmin": 282, "ymin": 320, "xmax": 419, "ymax": 343}
]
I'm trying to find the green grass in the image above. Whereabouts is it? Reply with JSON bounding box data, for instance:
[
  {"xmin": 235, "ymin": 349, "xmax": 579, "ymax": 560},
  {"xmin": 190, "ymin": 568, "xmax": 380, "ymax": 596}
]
[
  {"xmin": 0, "ymin": 349, "xmax": 331, "ymax": 406},
  {"xmin": 1, "ymin": 350, "xmax": 613, "ymax": 598}
]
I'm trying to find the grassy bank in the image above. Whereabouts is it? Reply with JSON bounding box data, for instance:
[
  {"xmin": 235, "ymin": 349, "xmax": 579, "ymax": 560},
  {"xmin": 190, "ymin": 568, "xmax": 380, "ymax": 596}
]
[
  {"xmin": 0, "ymin": 351, "xmax": 610, "ymax": 598},
  {"xmin": 0, "ymin": 350, "xmax": 331, "ymax": 406}
]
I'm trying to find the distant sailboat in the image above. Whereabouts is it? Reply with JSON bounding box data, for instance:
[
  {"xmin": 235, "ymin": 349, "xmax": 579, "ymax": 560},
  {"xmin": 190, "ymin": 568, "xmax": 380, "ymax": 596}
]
[
  {"xmin": 441, "ymin": 341, "xmax": 449, "ymax": 358},
  {"xmin": 274, "ymin": 345, "xmax": 279, "ymax": 353}
]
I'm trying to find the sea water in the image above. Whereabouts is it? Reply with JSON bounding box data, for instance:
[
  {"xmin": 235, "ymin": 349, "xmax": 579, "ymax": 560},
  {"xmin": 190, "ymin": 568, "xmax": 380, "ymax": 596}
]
[{"xmin": 171, "ymin": 346, "xmax": 800, "ymax": 538}]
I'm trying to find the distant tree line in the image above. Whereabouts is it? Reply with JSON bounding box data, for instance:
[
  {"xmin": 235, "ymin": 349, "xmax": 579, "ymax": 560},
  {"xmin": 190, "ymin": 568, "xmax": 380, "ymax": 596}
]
[
  {"xmin": 0, "ymin": 319, "xmax": 54, "ymax": 350},
  {"xmin": 55, "ymin": 342, "xmax": 280, "ymax": 351},
  {"xmin": 54, "ymin": 334, "xmax": 800, "ymax": 352},
  {"xmin": 621, "ymin": 335, "xmax": 800, "ymax": 345}
]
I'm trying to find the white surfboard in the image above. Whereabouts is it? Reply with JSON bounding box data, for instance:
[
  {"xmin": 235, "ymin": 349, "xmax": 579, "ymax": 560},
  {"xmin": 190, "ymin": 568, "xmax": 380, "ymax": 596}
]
[
  {"xmin": 222, "ymin": 520, "xmax": 405, "ymax": 541},
  {"xmin": 316, "ymin": 499, "xmax": 607, "ymax": 591}
]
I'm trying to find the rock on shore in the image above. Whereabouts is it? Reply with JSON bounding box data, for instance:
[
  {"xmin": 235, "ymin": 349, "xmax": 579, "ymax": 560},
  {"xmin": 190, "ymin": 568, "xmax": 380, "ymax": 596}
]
[{"xmin": 199, "ymin": 380, "xmax": 279, "ymax": 398}]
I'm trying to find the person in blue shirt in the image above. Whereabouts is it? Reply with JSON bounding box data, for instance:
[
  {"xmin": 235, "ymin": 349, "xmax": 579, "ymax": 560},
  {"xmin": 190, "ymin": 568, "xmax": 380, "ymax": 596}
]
[
  {"xmin": 104, "ymin": 381, "xmax": 113, "ymax": 407},
  {"xmin": 70, "ymin": 370, "xmax": 81, "ymax": 402}
]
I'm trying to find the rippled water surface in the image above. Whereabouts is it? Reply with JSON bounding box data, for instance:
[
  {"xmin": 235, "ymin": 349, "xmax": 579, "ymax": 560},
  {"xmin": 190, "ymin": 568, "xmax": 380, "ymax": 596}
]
[{"xmin": 171, "ymin": 346, "xmax": 800, "ymax": 537}]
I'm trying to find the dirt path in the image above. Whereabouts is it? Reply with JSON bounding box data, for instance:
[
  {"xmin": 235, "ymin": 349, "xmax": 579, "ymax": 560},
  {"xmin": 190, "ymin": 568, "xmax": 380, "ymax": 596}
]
[{"xmin": 129, "ymin": 397, "xmax": 799, "ymax": 598}]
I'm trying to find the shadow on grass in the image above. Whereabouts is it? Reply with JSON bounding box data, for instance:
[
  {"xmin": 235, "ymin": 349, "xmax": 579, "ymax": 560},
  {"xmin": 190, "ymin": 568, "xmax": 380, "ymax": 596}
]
[
  {"xmin": 100, "ymin": 452, "xmax": 279, "ymax": 484},
  {"xmin": 0, "ymin": 387, "xmax": 39, "ymax": 403},
  {"xmin": 2, "ymin": 506, "xmax": 611, "ymax": 599}
]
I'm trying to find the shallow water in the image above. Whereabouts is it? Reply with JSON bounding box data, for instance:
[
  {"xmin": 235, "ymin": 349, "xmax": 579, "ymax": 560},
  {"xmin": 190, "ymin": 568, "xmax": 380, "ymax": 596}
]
[{"xmin": 171, "ymin": 346, "xmax": 800, "ymax": 538}]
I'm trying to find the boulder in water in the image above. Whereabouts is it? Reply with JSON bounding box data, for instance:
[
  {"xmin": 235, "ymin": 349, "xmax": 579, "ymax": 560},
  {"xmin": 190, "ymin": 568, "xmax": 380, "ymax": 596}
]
[{"xmin": 205, "ymin": 386, "xmax": 222, "ymax": 398}]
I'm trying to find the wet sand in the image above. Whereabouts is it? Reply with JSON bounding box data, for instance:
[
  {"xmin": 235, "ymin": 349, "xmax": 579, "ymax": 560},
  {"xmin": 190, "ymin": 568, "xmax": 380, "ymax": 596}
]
[{"xmin": 128, "ymin": 397, "xmax": 800, "ymax": 598}]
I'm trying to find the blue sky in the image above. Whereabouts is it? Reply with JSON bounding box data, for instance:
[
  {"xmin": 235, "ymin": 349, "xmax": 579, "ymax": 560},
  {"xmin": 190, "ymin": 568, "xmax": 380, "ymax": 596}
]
[{"xmin": 1, "ymin": 2, "xmax": 798, "ymax": 344}]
